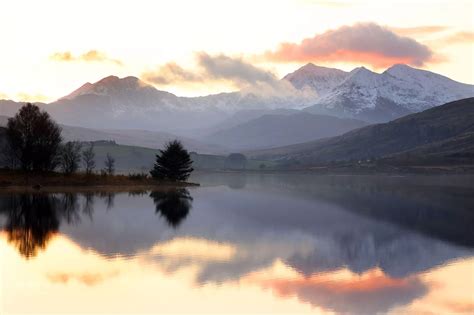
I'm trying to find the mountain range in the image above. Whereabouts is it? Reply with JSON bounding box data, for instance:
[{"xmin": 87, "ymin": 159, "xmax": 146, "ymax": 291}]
[
  {"xmin": 286, "ymin": 63, "xmax": 474, "ymax": 122},
  {"xmin": 1, "ymin": 63, "xmax": 473, "ymax": 154},
  {"xmin": 1, "ymin": 63, "xmax": 473, "ymax": 134},
  {"xmin": 249, "ymin": 98, "xmax": 474, "ymax": 167}
]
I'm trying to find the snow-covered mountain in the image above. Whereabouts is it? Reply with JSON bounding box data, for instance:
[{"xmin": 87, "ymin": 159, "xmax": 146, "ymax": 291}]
[
  {"xmin": 41, "ymin": 75, "xmax": 316, "ymax": 132},
  {"xmin": 1, "ymin": 63, "xmax": 473, "ymax": 134},
  {"xmin": 283, "ymin": 63, "xmax": 348, "ymax": 97},
  {"xmin": 297, "ymin": 64, "xmax": 474, "ymax": 122}
]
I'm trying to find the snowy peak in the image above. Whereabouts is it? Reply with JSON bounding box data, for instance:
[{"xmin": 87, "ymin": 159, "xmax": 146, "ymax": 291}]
[
  {"xmin": 344, "ymin": 66, "xmax": 379, "ymax": 85},
  {"xmin": 384, "ymin": 64, "xmax": 466, "ymax": 86},
  {"xmin": 288, "ymin": 63, "xmax": 348, "ymax": 77},
  {"xmin": 283, "ymin": 63, "xmax": 348, "ymax": 97},
  {"xmin": 60, "ymin": 75, "xmax": 163, "ymax": 100},
  {"xmin": 384, "ymin": 63, "xmax": 414, "ymax": 74},
  {"xmin": 304, "ymin": 63, "xmax": 474, "ymax": 120}
]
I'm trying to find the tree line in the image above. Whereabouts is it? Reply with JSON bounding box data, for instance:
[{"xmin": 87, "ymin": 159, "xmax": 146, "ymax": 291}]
[
  {"xmin": 3, "ymin": 103, "xmax": 116, "ymax": 175},
  {"xmin": 3, "ymin": 103, "xmax": 193, "ymax": 181}
]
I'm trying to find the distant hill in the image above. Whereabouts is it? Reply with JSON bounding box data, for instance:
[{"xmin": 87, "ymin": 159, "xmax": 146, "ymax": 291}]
[
  {"xmin": 205, "ymin": 112, "xmax": 368, "ymax": 150},
  {"xmin": 0, "ymin": 115, "xmax": 226, "ymax": 155},
  {"xmin": 0, "ymin": 130, "xmax": 270, "ymax": 172},
  {"xmin": 89, "ymin": 141, "xmax": 273, "ymax": 173},
  {"xmin": 250, "ymin": 98, "xmax": 474, "ymax": 167}
]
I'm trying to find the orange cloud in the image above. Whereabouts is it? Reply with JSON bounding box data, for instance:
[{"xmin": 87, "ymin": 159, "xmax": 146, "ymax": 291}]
[
  {"xmin": 265, "ymin": 23, "xmax": 435, "ymax": 68},
  {"xmin": 50, "ymin": 50, "xmax": 123, "ymax": 65},
  {"xmin": 256, "ymin": 269, "xmax": 426, "ymax": 314},
  {"xmin": 440, "ymin": 31, "xmax": 474, "ymax": 44},
  {"xmin": 47, "ymin": 271, "xmax": 120, "ymax": 286},
  {"xmin": 442, "ymin": 301, "xmax": 474, "ymax": 314}
]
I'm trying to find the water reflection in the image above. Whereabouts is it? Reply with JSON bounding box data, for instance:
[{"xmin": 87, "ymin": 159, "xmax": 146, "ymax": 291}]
[
  {"xmin": 150, "ymin": 189, "xmax": 193, "ymax": 228},
  {"xmin": 0, "ymin": 194, "xmax": 62, "ymax": 258},
  {"xmin": 0, "ymin": 174, "xmax": 473, "ymax": 314},
  {"xmin": 98, "ymin": 191, "xmax": 115, "ymax": 210},
  {"xmin": 0, "ymin": 188, "xmax": 194, "ymax": 258}
]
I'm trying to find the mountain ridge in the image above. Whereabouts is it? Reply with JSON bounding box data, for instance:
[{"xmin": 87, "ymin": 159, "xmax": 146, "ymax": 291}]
[
  {"xmin": 205, "ymin": 112, "xmax": 368, "ymax": 150},
  {"xmin": 248, "ymin": 97, "xmax": 474, "ymax": 166},
  {"xmin": 1, "ymin": 63, "xmax": 473, "ymax": 134}
]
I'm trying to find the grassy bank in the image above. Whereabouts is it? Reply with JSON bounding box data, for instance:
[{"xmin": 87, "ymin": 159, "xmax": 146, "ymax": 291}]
[{"xmin": 0, "ymin": 169, "xmax": 198, "ymax": 190}]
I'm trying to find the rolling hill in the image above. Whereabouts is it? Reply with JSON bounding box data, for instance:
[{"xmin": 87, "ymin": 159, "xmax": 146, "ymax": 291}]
[
  {"xmin": 249, "ymin": 98, "xmax": 474, "ymax": 167},
  {"xmin": 0, "ymin": 115, "xmax": 226, "ymax": 154},
  {"xmin": 87, "ymin": 141, "xmax": 274, "ymax": 172},
  {"xmin": 205, "ymin": 112, "xmax": 368, "ymax": 150}
]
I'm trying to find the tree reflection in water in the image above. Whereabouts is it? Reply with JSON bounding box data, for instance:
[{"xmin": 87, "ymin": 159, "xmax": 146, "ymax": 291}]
[
  {"xmin": 150, "ymin": 189, "xmax": 193, "ymax": 228},
  {"xmin": 0, "ymin": 194, "xmax": 61, "ymax": 258},
  {"xmin": 0, "ymin": 189, "xmax": 194, "ymax": 258},
  {"xmin": 0, "ymin": 192, "xmax": 94, "ymax": 258}
]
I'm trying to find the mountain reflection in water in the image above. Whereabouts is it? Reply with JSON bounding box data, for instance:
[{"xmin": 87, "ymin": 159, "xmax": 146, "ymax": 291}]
[{"xmin": 1, "ymin": 174, "xmax": 473, "ymax": 315}]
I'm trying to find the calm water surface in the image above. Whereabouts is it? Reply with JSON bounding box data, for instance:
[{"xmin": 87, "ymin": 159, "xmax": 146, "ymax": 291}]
[{"xmin": 1, "ymin": 173, "xmax": 473, "ymax": 314}]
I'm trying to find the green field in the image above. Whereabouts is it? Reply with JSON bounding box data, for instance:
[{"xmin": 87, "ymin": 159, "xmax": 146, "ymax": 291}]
[{"xmin": 89, "ymin": 141, "xmax": 276, "ymax": 173}]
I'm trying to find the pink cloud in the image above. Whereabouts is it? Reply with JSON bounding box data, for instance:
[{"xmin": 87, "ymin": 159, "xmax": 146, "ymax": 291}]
[{"xmin": 265, "ymin": 23, "xmax": 435, "ymax": 68}]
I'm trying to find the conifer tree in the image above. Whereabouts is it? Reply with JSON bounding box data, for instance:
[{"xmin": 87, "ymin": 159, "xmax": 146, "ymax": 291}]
[{"xmin": 150, "ymin": 140, "xmax": 193, "ymax": 181}]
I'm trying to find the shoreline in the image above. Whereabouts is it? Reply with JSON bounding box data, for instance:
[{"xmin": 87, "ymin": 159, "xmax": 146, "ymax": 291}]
[
  {"xmin": 0, "ymin": 169, "xmax": 199, "ymax": 192},
  {"xmin": 193, "ymin": 164, "xmax": 474, "ymax": 175}
]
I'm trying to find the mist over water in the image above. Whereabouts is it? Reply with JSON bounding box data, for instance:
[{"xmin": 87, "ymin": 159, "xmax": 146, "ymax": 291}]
[{"xmin": 1, "ymin": 173, "xmax": 473, "ymax": 314}]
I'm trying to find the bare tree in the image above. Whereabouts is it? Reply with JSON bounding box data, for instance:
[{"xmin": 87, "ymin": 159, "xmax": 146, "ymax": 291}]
[
  {"xmin": 104, "ymin": 153, "xmax": 115, "ymax": 175},
  {"xmin": 59, "ymin": 141, "xmax": 82, "ymax": 175},
  {"xmin": 82, "ymin": 144, "xmax": 96, "ymax": 175}
]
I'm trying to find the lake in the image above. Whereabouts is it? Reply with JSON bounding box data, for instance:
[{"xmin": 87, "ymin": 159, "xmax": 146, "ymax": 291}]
[{"xmin": 1, "ymin": 173, "xmax": 473, "ymax": 314}]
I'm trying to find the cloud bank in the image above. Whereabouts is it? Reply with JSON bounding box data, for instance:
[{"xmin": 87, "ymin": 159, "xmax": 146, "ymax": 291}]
[
  {"xmin": 142, "ymin": 53, "xmax": 306, "ymax": 98},
  {"xmin": 143, "ymin": 53, "xmax": 278, "ymax": 88},
  {"xmin": 50, "ymin": 50, "xmax": 123, "ymax": 66},
  {"xmin": 265, "ymin": 23, "xmax": 434, "ymax": 68}
]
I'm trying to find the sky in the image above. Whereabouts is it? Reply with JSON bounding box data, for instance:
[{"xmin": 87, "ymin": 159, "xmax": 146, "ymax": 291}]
[{"xmin": 0, "ymin": 0, "xmax": 472, "ymax": 102}]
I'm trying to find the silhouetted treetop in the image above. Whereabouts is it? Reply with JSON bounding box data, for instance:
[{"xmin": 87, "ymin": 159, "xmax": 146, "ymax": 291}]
[
  {"xmin": 6, "ymin": 103, "xmax": 62, "ymax": 171},
  {"xmin": 150, "ymin": 140, "xmax": 193, "ymax": 181}
]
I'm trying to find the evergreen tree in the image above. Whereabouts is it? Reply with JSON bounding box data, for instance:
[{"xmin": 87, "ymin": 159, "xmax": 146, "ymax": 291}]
[{"xmin": 150, "ymin": 140, "xmax": 193, "ymax": 181}]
